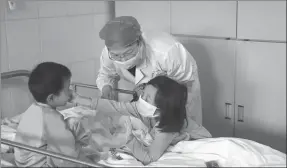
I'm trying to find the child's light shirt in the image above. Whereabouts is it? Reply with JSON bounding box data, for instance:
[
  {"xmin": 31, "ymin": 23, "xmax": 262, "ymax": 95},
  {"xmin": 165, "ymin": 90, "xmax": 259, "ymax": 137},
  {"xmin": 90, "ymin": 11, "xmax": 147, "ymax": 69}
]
[{"xmin": 14, "ymin": 103, "xmax": 91, "ymax": 167}]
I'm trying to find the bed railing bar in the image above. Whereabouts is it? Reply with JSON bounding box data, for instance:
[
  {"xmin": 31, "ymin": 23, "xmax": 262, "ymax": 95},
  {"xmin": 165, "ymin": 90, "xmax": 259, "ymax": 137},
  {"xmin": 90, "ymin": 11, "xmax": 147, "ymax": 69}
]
[
  {"xmin": 1, "ymin": 70, "xmax": 30, "ymax": 80},
  {"xmin": 71, "ymin": 82, "xmax": 135, "ymax": 95},
  {"xmin": 1, "ymin": 70, "xmax": 134, "ymax": 95},
  {"xmin": 1, "ymin": 139, "xmax": 108, "ymax": 167}
]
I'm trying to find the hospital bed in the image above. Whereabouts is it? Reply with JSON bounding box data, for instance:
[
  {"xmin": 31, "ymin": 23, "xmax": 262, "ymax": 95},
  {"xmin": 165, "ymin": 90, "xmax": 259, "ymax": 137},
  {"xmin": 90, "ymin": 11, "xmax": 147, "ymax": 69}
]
[{"xmin": 1, "ymin": 70, "xmax": 286, "ymax": 167}]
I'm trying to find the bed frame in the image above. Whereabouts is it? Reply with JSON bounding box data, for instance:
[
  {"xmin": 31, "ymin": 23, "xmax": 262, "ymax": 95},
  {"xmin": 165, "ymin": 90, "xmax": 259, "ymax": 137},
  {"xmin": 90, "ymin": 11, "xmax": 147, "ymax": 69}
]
[{"xmin": 1, "ymin": 70, "xmax": 134, "ymax": 167}]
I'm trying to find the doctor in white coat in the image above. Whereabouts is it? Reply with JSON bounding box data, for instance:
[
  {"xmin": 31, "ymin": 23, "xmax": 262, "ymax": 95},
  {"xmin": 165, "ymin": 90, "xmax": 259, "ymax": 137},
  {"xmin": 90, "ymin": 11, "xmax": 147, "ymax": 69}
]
[{"xmin": 96, "ymin": 16, "xmax": 203, "ymax": 125}]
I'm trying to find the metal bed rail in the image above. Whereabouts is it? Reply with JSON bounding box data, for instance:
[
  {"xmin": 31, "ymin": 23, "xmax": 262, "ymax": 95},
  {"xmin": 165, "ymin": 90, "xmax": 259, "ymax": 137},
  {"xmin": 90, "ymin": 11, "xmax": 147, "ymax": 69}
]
[
  {"xmin": 1, "ymin": 70, "xmax": 30, "ymax": 79},
  {"xmin": 71, "ymin": 82, "xmax": 135, "ymax": 95},
  {"xmin": 1, "ymin": 139, "xmax": 106, "ymax": 167},
  {"xmin": 1, "ymin": 70, "xmax": 135, "ymax": 95},
  {"xmin": 1, "ymin": 69, "xmax": 134, "ymax": 167}
]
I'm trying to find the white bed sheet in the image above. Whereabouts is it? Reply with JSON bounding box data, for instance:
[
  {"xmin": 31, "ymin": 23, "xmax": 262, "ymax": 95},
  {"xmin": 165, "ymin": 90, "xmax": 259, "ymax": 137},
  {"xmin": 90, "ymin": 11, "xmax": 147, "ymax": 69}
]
[{"xmin": 97, "ymin": 137, "xmax": 286, "ymax": 167}]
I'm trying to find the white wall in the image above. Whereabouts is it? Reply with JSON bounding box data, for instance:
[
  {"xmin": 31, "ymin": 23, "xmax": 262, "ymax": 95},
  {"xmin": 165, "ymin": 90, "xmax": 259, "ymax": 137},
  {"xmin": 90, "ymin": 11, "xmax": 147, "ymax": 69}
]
[
  {"xmin": 115, "ymin": 1, "xmax": 286, "ymax": 41},
  {"xmin": 0, "ymin": 1, "xmax": 108, "ymax": 118}
]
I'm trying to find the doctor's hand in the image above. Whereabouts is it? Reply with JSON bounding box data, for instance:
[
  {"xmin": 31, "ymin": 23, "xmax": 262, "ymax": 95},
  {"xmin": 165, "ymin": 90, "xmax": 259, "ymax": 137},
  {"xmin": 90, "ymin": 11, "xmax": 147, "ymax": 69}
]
[{"xmin": 101, "ymin": 85, "xmax": 117, "ymax": 100}]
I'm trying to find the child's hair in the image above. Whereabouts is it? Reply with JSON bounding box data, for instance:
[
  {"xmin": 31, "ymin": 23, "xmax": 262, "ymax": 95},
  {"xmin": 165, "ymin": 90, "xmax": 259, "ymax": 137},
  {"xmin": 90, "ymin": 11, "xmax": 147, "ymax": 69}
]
[
  {"xmin": 28, "ymin": 62, "xmax": 71, "ymax": 103},
  {"xmin": 147, "ymin": 76, "xmax": 188, "ymax": 133}
]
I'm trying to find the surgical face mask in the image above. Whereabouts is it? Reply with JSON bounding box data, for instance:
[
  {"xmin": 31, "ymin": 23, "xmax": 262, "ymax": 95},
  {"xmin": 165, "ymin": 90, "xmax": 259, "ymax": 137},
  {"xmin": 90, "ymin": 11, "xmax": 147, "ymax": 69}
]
[
  {"xmin": 113, "ymin": 42, "xmax": 143, "ymax": 69},
  {"xmin": 136, "ymin": 96, "xmax": 158, "ymax": 118},
  {"xmin": 114, "ymin": 52, "xmax": 141, "ymax": 69}
]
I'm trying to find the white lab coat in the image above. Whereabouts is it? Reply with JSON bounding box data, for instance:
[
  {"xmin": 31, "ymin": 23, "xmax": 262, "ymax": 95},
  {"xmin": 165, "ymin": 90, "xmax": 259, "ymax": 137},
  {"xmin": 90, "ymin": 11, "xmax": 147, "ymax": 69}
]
[{"xmin": 96, "ymin": 31, "xmax": 203, "ymax": 125}]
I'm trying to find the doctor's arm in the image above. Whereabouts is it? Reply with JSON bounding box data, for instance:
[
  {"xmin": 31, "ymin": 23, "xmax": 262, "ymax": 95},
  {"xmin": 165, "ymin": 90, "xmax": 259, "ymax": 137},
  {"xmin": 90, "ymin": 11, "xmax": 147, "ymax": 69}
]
[
  {"xmin": 163, "ymin": 43, "xmax": 195, "ymax": 83},
  {"xmin": 96, "ymin": 48, "xmax": 120, "ymax": 92},
  {"xmin": 126, "ymin": 130, "xmax": 178, "ymax": 165}
]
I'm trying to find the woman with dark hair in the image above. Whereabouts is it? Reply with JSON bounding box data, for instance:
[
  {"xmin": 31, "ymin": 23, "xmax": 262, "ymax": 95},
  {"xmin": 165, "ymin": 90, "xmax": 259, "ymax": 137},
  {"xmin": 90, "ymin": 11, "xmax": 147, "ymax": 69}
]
[
  {"xmin": 142, "ymin": 76, "xmax": 188, "ymax": 133},
  {"xmin": 72, "ymin": 76, "xmax": 211, "ymax": 165}
]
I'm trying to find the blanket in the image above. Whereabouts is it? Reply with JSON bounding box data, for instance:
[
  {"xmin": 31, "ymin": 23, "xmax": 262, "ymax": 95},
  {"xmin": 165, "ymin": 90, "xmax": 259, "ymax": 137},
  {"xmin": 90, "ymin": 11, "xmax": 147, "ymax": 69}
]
[
  {"xmin": 1, "ymin": 125, "xmax": 17, "ymax": 153},
  {"xmin": 60, "ymin": 106, "xmax": 154, "ymax": 150},
  {"xmin": 97, "ymin": 138, "xmax": 286, "ymax": 167}
]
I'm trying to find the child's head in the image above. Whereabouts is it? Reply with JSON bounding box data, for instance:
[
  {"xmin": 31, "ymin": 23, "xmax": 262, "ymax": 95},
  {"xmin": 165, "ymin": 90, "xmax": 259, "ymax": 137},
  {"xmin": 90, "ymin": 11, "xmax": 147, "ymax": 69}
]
[{"xmin": 28, "ymin": 62, "xmax": 72, "ymax": 108}]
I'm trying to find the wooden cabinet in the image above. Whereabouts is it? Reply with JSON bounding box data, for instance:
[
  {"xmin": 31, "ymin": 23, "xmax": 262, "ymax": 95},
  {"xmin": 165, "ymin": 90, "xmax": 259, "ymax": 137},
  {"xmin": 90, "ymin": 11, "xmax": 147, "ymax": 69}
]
[
  {"xmin": 173, "ymin": 1, "xmax": 286, "ymax": 153},
  {"xmin": 175, "ymin": 36, "xmax": 236, "ymax": 137},
  {"xmin": 176, "ymin": 35, "xmax": 286, "ymax": 153},
  {"xmin": 237, "ymin": 1, "xmax": 286, "ymax": 41},
  {"xmin": 171, "ymin": 1, "xmax": 237, "ymax": 38},
  {"xmin": 235, "ymin": 41, "xmax": 286, "ymax": 153}
]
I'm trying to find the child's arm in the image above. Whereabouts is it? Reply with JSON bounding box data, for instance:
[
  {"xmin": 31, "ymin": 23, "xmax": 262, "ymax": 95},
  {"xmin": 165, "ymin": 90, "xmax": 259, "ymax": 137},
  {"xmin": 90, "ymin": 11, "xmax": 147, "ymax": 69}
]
[
  {"xmin": 44, "ymin": 113, "xmax": 92, "ymax": 167},
  {"xmin": 66, "ymin": 117, "xmax": 92, "ymax": 147},
  {"xmin": 67, "ymin": 117, "xmax": 107, "ymax": 162}
]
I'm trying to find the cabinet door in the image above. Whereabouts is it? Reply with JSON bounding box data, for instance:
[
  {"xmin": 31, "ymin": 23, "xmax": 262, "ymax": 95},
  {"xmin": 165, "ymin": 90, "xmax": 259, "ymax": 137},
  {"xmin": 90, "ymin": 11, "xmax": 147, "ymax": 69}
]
[
  {"xmin": 237, "ymin": 1, "xmax": 286, "ymax": 41},
  {"xmin": 235, "ymin": 41, "xmax": 286, "ymax": 153},
  {"xmin": 115, "ymin": 1, "xmax": 171, "ymax": 33},
  {"xmin": 171, "ymin": 2, "xmax": 237, "ymax": 38},
  {"xmin": 175, "ymin": 36, "xmax": 236, "ymax": 137}
]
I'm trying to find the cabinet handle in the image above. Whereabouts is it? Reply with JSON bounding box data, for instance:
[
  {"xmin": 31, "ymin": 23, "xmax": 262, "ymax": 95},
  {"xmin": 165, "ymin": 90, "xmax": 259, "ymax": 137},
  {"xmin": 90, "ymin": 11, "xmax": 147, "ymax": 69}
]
[
  {"xmin": 238, "ymin": 105, "xmax": 244, "ymax": 122},
  {"xmin": 225, "ymin": 103, "xmax": 232, "ymax": 120}
]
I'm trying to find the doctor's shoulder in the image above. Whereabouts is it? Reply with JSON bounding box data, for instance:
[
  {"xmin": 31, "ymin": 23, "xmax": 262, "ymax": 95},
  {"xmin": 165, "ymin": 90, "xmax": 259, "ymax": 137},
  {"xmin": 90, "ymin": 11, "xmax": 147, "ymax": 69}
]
[
  {"xmin": 142, "ymin": 31, "xmax": 179, "ymax": 53},
  {"xmin": 100, "ymin": 46, "xmax": 109, "ymax": 58},
  {"xmin": 100, "ymin": 46, "xmax": 115, "ymax": 65}
]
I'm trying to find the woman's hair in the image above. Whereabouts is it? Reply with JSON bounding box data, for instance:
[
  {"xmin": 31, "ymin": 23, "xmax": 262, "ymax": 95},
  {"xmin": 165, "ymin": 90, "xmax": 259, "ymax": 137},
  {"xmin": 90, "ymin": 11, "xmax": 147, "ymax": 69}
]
[
  {"xmin": 28, "ymin": 62, "xmax": 71, "ymax": 103},
  {"xmin": 147, "ymin": 76, "xmax": 188, "ymax": 133}
]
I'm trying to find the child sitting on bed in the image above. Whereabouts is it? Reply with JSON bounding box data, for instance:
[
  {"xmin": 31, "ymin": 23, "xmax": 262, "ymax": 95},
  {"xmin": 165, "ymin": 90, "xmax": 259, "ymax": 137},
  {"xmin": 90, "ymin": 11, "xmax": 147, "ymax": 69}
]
[{"xmin": 13, "ymin": 62, "xmax": 103, "ymax": 167}]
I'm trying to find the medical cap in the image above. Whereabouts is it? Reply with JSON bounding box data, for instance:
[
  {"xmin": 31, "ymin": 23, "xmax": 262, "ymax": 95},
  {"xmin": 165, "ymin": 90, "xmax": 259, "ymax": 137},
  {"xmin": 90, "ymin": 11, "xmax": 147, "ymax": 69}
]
[{"xmin": 99, "ymin": 16, "xmax": 141, "ymax": 48}]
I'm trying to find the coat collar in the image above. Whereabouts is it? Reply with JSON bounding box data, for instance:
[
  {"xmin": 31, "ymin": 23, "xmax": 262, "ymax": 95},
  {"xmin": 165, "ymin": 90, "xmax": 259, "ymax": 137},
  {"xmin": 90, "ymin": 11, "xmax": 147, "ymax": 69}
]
[{"xmin": 119, "ymin": 41, "xmax": 151, "ymax": 85}]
